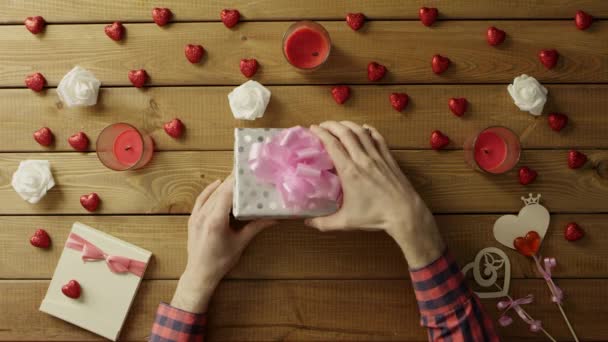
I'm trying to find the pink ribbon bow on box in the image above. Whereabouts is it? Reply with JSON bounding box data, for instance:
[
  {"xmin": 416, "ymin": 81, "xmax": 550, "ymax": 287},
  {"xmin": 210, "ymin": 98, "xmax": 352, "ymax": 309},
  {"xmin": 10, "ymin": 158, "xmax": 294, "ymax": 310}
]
[
  {"xmin": 66, "ymin": 233, "xmax": 147, "ymax": 277},
  {"xmin": 249, "ymin": 126, "xmax": 341, "ymax": 210}
]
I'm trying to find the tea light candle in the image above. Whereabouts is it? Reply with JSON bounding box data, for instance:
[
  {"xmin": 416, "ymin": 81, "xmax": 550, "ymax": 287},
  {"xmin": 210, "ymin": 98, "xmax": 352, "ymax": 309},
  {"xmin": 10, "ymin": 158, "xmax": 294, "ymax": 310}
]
[
  {"xmin": 96, "ymin": 123, "xmax": 154, "ymax": 171},
  {"xmin": 283, "ymin": 21, "xmax": 331, "ymax": 70},
  {"xmin": 465, "ymin": 126, "xmax": 521, "ymax": 174}
]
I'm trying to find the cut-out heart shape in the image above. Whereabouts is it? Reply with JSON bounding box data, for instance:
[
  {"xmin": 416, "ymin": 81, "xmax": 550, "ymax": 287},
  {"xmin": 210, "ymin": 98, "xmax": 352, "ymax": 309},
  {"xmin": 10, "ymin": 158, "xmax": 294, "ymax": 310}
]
[
  {"xmin": 493, "ymin": 194, "xmax": 550, "ymax": 251},
  {"xmin": 461, "ymin": 247, "xmax": 511, "ymax": 298},
  {"xmin": 514, "ymin": 231, "xmax": 541, "ymax": 257}
]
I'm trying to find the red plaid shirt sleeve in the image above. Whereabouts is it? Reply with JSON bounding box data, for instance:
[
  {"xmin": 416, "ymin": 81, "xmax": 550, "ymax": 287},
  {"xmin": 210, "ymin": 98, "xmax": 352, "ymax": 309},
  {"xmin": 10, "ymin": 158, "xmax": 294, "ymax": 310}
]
[
  {"xmin": 149, "ymin": 302, "xmax": 206, "ymax": 342},
  {"xmin": 410, "ymin": 249, "xmax": 499, "ymax": 342}
]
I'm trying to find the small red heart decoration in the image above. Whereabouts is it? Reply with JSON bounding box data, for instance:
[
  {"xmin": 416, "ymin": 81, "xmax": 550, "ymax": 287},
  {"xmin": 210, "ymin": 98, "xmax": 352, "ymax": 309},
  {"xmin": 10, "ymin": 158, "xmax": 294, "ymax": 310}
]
[
  {"xmin": 548, "ymin": 113, "xmax": 568, "ymax": 132},
  {"xmin": 448, "ymin": 97, "xmax": 467, "ymax": 117},
  {"xmin": 331, "ymin": 86, "xmax": 351, "ymax": 105},
  {"xmin": 128, "ymin": 69, "xmax": 148, "ymax": 88},
  {"xmin": 80, "ymin": 192, "xmax": 100, "ymax": 212},
  {"xmin": 430, "ymin": 130, "xmax": 450, "ymax": 150},
  {"xmin": 389, "ymin": 93, "xmax": 409, "ymax": 112},
  {"xmin": 346, "ymin": 13, "xmax": 365, "ymax": 31},
  {"xmin": 518, "ymin": 166, "xmax": 538, "ymax": 185},
  {"xmin": 62, "ymin": 280, "xmax": 82, "ymax": 299},
  {"xmin": 68, "ymin": 132, "xmax": 89, "ymax": 151},
  {"xmin": 432, "ymin": 54, "xmax": 450, "ymax": 74},
  {"xmin": 513, "ymin": 230, "xmax": 541, "ymax": 257},
  {"xmin": 25, "ymin": 73, "xmax": 46, "ymax": 92},
  {"xmin": 575, "ymin": 10, "xmax": 593, "ymax": 30},
  {"xmin": 25, "ymin": 16, "xmax": 45, "ymax": 34},
  {"xmin": 568, "ymin": 150, "xmax": 588, "ymax": 169},
  {"xmin": 221, "ymin": 9, "xmax": 240, "ymax": 28},
  {"xmin": 185, "ymin": 44, "xmax": 205, "ymax": 64},
  {"xmin": 164, "ymin": 118, "xmax": 185, "ymax": 138},
  {"xmin": 486, "ymin": 26, "xmax": 506, "ymax": 46},
  {"xmin": 240, "ymin": 58, "xmax": 259, "ymax": 78},
  {"xmin": 33, "ymin": 127, "xmax": 53, "ymax": 146},
  {"xmin": 30, "ymin": 228, "xmax": 51, "ymax": 249},
  {"xmin": 104, "ymin": 21, "xmax": 125, "ymax": 41},
  {"xmin": 367, "ymin": 62, "xmax": 387, "ymax": 81},
  {"xmin": 152, "ymin": 7, "xmax": 172, "ymax": 26},
  {"xmin": 419, "ymin": 7, "xmax": 438, "ymax": 27},
  {"xmin": 564, "ymin": 222, "xmax": 584, "ymax": 242},
  {"xmin": 539, "ymin": 49, "xmax": 559, "ymax": 69}
]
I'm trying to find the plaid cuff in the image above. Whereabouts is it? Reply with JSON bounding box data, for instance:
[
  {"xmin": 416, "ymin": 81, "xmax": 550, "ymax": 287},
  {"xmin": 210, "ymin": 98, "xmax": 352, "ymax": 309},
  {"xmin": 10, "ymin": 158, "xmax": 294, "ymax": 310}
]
[
  {"xmin": 150, "ymin": 302, "xmax": 206, "ymax": 342},
  {"xmin": 410, "ymin": 249, "xmax": 473, "ymax": 317}
]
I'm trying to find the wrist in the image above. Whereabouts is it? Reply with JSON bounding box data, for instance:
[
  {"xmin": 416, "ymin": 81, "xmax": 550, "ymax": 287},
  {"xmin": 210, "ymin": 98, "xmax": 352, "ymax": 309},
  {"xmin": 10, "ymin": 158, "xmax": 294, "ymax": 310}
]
[
  {"xmin": 170, "ymin": 270, "xmax": 219, "ymax": 314},
  {"xmin": 387, "ymin": 202, "xmax": 445, "ymax": 269}
]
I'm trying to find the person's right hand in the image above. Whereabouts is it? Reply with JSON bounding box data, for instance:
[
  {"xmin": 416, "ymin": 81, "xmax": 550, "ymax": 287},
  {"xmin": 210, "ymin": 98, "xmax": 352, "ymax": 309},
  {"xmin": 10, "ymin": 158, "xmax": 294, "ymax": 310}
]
[{"xmin": 308, "ymin": 121, "xmax": 445, "ymax": 268}]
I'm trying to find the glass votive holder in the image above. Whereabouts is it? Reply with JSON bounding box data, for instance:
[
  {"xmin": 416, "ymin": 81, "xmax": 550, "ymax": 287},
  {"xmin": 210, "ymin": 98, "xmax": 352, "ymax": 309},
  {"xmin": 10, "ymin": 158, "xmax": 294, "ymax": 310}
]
[
  {"xmin": 464, "ymin": 126, "xmax": 521, "ymax": 174},
  {"xmin": 96, "ymin": 123, "xmax": 154, "ymax": 171}
]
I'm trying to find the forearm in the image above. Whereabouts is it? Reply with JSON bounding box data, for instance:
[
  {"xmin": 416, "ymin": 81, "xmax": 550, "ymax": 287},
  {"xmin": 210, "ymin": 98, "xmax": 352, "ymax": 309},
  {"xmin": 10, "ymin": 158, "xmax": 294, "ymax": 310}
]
[{"xmin": 390, "ymin": 203, "xmax": 499, "ymax": 342}]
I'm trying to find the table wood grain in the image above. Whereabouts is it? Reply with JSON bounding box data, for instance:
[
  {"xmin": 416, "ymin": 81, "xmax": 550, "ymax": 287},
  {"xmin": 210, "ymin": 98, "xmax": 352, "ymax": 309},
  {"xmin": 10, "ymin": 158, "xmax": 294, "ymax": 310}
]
[{"xmin": 0, "ymin": 1, "xmax": 607, "ymax": 341}]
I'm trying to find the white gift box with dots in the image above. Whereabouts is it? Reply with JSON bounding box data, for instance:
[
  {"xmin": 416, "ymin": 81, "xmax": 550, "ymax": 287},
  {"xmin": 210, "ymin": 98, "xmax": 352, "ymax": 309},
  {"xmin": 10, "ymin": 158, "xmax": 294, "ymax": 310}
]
[{"xmin": 233, "ymin": 128, "xmax": 338, "ymax": 220}]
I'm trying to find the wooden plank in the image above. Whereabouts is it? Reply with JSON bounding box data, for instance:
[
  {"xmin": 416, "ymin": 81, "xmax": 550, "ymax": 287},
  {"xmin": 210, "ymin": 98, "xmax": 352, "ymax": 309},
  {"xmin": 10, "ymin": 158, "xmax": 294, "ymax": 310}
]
[
  {"xmin": 0, "ymin": 150, "xmax": 607, "ymax": 214},
  {"xmin": 1, "ymin": 0, "xmax": 607, "ymax": 23},
  {"xmin": 0, "ymin": 279, "xmax": 606, "ymax": 341},
  {"xmin": 0, "ymin": 215, "xmax": 605, "ymax": 280},
  {"xmin": 2, "ymin": 85, "xmax": 607, "ymax": 151},
  {"xmin": 1, "ymin": 21, "xmax": 606, "ymax": 86}
]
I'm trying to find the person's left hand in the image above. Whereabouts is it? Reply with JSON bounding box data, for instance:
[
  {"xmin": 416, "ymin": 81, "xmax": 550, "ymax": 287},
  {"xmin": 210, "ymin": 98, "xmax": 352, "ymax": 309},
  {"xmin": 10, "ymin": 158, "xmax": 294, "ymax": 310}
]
[{"xmin": 171, "ymin": 173, "xmax": 276, "ymax": 313}]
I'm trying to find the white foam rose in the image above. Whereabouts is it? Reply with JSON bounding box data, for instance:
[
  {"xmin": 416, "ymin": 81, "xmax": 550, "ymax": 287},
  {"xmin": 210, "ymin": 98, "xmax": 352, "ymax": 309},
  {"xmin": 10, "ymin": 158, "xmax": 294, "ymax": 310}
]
[
  {"xmin": 57, "ymin": 66, "xmax": 101, "ymax": 107},
  {"xmin": 507, "ymin": 74, "xmax": 548, "ymax": 116},
  {"xmin": 11, "ymin": 160, "xmax": 55, "ymax": 204},
  {"xmin": 228, "ymin": 80, "xmax": 271, "ymax": 120}
]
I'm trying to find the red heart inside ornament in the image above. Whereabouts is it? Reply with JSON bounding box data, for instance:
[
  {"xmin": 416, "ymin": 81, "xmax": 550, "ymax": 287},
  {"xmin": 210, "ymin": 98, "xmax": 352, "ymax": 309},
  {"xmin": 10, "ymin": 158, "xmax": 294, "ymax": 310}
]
[{"xmin": 513, "ymin": 230, "xmax": 541, "ymax": 257}]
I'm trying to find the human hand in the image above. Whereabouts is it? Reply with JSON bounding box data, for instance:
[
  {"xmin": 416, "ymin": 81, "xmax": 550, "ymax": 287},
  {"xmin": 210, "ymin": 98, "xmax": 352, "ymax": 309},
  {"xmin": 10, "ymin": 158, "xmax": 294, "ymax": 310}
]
[
  {"xmin": 308, "ymin": 121, "xmax": 444, "ymax": 268},
  {"xmin": 171, "ymin": 174, "xmax": 276, "ymax": 313}
]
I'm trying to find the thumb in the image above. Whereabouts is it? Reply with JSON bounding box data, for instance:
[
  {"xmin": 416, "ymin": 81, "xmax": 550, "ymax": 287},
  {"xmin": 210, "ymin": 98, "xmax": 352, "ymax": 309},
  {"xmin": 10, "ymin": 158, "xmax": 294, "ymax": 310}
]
[
  {"xmin": 304, "ymin": 213, "xmax": 346, "ymax": 232},
  {"xmin": 239, "ymin": 219, "xmax": 277, "ymax": 244}
]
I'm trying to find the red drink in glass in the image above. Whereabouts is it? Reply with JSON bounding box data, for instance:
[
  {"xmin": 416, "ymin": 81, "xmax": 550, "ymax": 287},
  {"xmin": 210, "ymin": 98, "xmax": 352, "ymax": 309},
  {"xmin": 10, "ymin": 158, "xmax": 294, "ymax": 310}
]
[
  {"xmin": 96, "ymin": 123, "xmax": 154, "ymax": 171},
  {"xmin": 464, "ymin": 126, "xmax": 521, "ymax": 174},
  {"xmin": 283, "ymin": 21, "xmax": 331, "ymax": 70}
]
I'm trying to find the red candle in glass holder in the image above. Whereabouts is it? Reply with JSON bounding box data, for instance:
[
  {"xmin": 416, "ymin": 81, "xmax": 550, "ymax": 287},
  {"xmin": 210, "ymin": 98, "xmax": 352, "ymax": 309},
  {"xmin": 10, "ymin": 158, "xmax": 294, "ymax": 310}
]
[
  {"xmin": 96, "ymin": 123, "xmax": 154, "ymax": 171},
  {"xmin": 465, "ymin": 126, "xmax": 521, "ymax": 174},
  {"xmin": 283, "ymin": 21, "xmax": 331, "ymax": 70}
]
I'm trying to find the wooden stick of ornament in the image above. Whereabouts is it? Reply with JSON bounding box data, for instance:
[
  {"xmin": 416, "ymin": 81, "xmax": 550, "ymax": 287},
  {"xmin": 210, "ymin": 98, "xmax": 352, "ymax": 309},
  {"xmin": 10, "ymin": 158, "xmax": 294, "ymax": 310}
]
[
  {"xmin": 462, "ymin": 247, "xmax": 557, "ymax": 341},
  {"xmin": 493, "ymin": 194, "xmax": 579, "ymax": 342}
]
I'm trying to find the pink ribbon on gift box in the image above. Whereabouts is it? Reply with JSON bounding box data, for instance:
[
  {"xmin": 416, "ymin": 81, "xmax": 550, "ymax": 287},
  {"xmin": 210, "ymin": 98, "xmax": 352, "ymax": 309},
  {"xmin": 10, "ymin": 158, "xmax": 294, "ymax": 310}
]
[
  {"xmin": 66, "ymin": 233, "xmax": 147, "ymax": 277},
  {"xmin": 248, "ymin": 126, "xmax": 341, "ymax": 210}
]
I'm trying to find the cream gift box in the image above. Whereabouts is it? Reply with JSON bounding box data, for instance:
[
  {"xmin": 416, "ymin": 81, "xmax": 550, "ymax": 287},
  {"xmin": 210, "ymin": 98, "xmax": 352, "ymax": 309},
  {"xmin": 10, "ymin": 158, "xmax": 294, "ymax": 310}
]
[
  {"xmin": 233, "ymin": 127, "xmax": 340, "ymax": 219},
  {"xmin": 39, "ymin": 222, "xmax": 152, "ymax": 341}
]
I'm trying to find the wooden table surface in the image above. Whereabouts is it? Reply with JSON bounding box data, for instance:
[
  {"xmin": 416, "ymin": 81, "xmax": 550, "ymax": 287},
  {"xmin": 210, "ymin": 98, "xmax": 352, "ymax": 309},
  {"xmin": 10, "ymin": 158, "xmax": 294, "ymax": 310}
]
[{"xmin": 1, "ymin": 1, "xmax": 608, "ymax": 341}]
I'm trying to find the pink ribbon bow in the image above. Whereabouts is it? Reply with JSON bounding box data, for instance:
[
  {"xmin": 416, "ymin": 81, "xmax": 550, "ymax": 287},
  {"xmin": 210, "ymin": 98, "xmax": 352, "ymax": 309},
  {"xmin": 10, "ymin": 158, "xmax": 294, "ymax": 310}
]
[
  {"xmin": 533, "ymin": 255, "xmax": 563, "ymax": 303},
  {"xmin": 66, "ymin": 233, "xmax": 147, "ymax": 277},
  {"xmin": 249, "ymin": 126, "xmax": 341, "ymax": 210},
  {"xmin": 497, "ymin": 295, "xmax": 542, "ymax": 333}
]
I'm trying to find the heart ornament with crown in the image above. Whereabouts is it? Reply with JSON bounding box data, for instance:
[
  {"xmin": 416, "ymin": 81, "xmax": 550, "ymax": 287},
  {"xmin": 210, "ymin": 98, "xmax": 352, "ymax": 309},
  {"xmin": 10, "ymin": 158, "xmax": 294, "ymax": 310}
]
[{"xmin": 493, "ymin": 194, "xmax": 550, "ymax": 252}]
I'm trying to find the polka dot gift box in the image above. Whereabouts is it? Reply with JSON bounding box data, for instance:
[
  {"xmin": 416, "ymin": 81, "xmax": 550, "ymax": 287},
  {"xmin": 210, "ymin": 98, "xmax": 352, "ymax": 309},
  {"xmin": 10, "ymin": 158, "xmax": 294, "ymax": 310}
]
[{"xmin": 233, "ymin": 127, "xmax": 341, "ymax": 220}]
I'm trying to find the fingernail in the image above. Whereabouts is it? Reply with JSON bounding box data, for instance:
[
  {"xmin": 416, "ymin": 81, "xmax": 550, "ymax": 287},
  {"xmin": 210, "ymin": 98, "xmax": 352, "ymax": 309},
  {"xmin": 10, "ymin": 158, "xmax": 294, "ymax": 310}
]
[{"xmin": 304, "ymin": 219, "xmax": 312, "ymax": 226}]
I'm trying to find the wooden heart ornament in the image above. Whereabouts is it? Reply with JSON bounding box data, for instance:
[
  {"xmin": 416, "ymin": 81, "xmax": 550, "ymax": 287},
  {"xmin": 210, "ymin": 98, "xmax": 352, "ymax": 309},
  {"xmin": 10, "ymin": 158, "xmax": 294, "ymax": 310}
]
[
  {"xmin": 493, "ymin": 194, "xmax": 550, "ymax": 252},
  {"xmin": 461, "ymin": 247, "xmax": 511, "ymax": 298}
]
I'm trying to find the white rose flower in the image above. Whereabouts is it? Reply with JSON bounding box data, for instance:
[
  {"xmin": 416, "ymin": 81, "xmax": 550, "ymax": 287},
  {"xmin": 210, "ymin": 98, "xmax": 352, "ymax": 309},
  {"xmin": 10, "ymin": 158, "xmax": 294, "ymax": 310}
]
[
  {"xmin": 507, "ymin": 74, "xmax": 548, "ymax": 116},
  {"xmin": 228, "ymin": 80, "xmax": 271, "ymax": 120},
  {"xmin": 11, "ymin": 160, "xmax": 55, "ymax": 204},
  {"xmin": 57, "ymin": 66, "xmax": 101, "ymax": 107}
]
